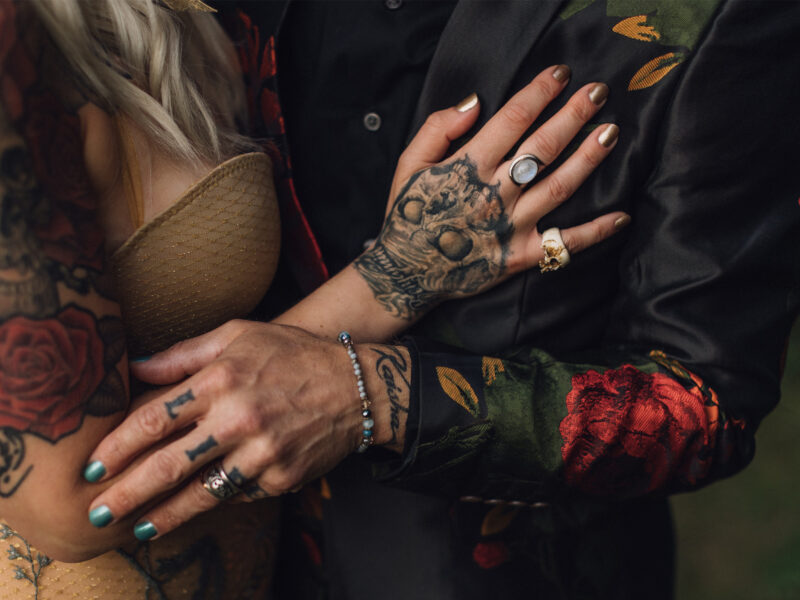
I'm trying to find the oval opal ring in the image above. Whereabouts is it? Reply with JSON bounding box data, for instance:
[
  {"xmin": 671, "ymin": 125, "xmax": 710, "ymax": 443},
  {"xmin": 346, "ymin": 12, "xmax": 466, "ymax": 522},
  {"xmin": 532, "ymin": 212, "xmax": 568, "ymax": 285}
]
[{"xmin": 508, "ymin": 154, "xmax": 544, "ymax": 186}]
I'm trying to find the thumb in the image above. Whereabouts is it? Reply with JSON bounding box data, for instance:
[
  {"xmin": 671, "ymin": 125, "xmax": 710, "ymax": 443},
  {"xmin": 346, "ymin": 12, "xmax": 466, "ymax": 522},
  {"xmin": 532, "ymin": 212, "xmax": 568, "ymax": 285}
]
[
  {"xmin": 393, "ymin": 93, "xmax": 480, "ymax": 184},
  {"xmin": 130, "ymin": 320, "xmax": 247, "ymax": 384}
]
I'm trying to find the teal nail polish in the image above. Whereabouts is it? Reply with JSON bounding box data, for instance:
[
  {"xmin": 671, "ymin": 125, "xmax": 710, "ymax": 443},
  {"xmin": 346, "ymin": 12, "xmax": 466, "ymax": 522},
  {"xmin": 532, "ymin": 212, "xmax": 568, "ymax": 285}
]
[
  {"xmin": 83, "ymin": 460, "xmax": 106, "ymax": 482},
  {"xmin": 130, "ymin": 355, "xmax": 152, "ymax": 363},
  {"xmin": 134, "ymin": 521, "xmax": 157, "ymax": 541},
  {"xmin": 89, "ymin": 505, "xmax": 113, "ymax": 528}
]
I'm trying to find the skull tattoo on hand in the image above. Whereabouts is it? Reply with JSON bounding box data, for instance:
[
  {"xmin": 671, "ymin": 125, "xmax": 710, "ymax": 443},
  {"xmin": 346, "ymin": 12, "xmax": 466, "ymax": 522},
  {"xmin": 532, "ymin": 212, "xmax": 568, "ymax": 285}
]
[{"xmin": 354, "ymin": 155, "xmax": 512, "ymax": 319}]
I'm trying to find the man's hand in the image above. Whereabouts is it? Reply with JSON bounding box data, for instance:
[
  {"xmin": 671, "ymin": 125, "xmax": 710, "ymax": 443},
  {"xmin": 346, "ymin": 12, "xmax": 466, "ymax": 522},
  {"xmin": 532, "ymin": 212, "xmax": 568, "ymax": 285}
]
[{"xmin": 81, "ymin": 320, "xmax": 410, "ymax": 540}]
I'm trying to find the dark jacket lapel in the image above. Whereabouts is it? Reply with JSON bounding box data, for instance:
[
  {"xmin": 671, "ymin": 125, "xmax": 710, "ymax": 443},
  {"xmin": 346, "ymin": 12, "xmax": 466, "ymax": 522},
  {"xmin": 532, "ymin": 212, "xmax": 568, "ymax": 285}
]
[{"xmin": 410, "ymin": 0, "xmax": 565, "ymax": 138}]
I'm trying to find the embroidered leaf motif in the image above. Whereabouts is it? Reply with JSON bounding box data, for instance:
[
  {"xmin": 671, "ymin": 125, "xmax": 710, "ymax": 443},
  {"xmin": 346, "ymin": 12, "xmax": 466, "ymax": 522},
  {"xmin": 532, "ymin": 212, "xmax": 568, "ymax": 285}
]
[
  {"xmin": 481, "ymin": 357, "xmax": 506, "ymax": 386},
  {"xmin": 612, "ymin": 15, "xmax": 661, "ymax": 41},
  {"xmin": 628, "ymin": 52, "xmax": 685, "ymax": 90},
  {"xmin": 436, "ymin": 367, "xmax": 480, "ymax": 417},
  {"xmin": 320, "ymin": 477, "xmax": 332, "ymax": 500},
  {"xmin": 480, "ymin": 505, "xmax": 520, "ymax": 536}
]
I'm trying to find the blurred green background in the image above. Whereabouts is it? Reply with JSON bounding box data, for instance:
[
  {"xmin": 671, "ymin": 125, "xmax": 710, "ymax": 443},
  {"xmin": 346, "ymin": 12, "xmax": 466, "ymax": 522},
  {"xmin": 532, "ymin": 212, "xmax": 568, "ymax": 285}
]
[{"xmin": 673, "ymin": 322, "xmax": 800, "ymax": 599}]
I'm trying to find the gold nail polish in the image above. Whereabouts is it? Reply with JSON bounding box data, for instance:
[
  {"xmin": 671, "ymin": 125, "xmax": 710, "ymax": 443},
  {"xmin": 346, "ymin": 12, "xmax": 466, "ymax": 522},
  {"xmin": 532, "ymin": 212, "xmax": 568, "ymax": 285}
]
[
  {"xmin": 456, "ymin": 93, "xmax": 478, "ymax": 112},
  {"xmin": 589, "ymin": 83, "xmax": 609, "ymax": 106},
  {"xmin": 552, "ymin": 65, "xmax": 571, "ymax": 83},
  {"xmin": 598, "ymin": 124, "xmax": 619, "ymax": 148},
  {"xmin": 614, "ymin": 214, "xmax": 631, "ymax": 229}
]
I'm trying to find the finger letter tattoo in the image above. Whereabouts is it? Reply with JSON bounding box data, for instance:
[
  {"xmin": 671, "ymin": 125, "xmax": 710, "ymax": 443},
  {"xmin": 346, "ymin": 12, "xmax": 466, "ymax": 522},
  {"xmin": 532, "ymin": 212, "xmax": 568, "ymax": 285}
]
[
  {"xmin": 228, "ymin": 466, "xmax": 270, "ymax": 499},
  {"xmin": 185, "ymin": 435, "xmax": 218, "ymax": 461},
  {"xmin": 165, "ymin": 389, "xmax": 195, "ymax": 419},
  {"xmin": 354, "ymin": 155, "xmax": 512, "ymax": 319}
]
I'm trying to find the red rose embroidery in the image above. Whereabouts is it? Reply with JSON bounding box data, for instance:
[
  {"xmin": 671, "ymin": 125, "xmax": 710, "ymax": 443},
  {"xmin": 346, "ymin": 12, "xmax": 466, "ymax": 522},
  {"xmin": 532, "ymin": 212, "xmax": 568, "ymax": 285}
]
[
  {"xmin": 472, "ymin": 541, "xmax": 510, "ymax": 569},
  {"xmin": 559, "ymin": 365, "xmax": 712, "ymax": 496},
  {"xmin": 300, "ymin": 531, "xmax": 322, "ymax": 567},
  {"xmin": 0, "ymin": 307, "xmax": 105, "ymax": 441}
]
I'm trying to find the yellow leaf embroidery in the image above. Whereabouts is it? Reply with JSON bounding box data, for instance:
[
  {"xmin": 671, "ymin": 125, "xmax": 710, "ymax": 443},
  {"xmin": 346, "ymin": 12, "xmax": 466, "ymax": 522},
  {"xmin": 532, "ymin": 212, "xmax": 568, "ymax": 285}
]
[
  {"xmin": 612, "ymin": 15, "xmax": 661, "ymax": 42},
  {"xmin": 320, "ymin": 476, "xmax": 332, "ymax": 500},
  {"xmin": 436, "ymin": 367, "xmax": 480, "ymax": 417},
  {"xmin": 628, "ymin": 52, "xmax": 685, "ymax": 91},
  {"xmin": 481, "ymin": 357, "xmax": 506, "ymax": 386},
  {"xmin": 481, "ymin": 505, "xmax": 520, "ymax": 536}
]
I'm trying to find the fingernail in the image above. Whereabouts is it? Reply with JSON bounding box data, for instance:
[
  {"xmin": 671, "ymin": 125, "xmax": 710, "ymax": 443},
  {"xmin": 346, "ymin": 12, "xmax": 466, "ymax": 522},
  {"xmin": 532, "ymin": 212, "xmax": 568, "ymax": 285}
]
[
  {"xmin": 130, "ymin": 356, "xmax": 152, "ymax": 363},
  {"xmin": 83, "ymin": 460, "xmax": 106, "ymax": 483},
  {"xmin": 455, "ymin": 93, "xmax": 478, "ymax": 113},
  {"xmin": 598, "ymin": 123, "xmax": 619, "ymax": 148},
  {"xmin": 89, "ymin": 505, "xmax": 113, "ymax": 528},
  {"xmin": 552, "ymin": 64, "xmax": 571, "ymax": 83},
  {"xmin": 615, "ymin": 214, "xmax": 631, "ymax": 229},
  {"xmin": 589, "ymin": 83, "xmax": 609, "ymax": 106},
  {"xmin": 134, "ymin": 521, "xmax": 158, "ymax": 541}
]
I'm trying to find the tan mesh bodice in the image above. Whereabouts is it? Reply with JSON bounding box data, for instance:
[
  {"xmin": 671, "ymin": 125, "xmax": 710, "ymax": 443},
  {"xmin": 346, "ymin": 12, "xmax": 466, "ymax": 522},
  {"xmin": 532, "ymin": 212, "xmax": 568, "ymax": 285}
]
[{"xmin": 111, "ymin": 152, "xmax": 281, "ymax": 356}]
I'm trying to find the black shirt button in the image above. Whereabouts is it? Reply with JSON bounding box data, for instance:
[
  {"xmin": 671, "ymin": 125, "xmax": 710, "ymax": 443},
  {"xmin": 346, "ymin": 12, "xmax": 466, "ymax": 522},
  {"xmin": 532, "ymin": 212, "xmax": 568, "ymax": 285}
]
[
  {"xmin": 363, "ymin": 112, "xmax": 382, "ymax": 132},
  {"xmin": 385, "ymin": 0, "xmax": 403, "ymax": 9}
]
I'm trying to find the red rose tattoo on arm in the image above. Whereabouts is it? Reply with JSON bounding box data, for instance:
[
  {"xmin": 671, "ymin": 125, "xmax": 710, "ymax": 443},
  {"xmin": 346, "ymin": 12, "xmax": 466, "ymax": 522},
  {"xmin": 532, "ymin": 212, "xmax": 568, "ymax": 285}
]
[{"xmin": 0, "ymin": 27, "xmax": 126, "ymax": 497}]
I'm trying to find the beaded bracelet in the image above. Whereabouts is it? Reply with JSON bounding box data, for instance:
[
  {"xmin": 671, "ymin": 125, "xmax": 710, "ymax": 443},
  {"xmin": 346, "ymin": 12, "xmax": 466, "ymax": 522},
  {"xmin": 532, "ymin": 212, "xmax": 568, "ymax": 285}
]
[{"xmin": 338, "ymin": 331, "xmax": 374, "ymax": 453}]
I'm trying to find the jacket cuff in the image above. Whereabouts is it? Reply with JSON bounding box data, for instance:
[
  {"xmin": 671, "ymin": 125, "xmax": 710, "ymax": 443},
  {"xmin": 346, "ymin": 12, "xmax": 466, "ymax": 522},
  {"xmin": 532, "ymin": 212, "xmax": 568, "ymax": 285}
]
[{"xmin": 371, "ymin": 337, "xmax": 487, "ymax": 486}]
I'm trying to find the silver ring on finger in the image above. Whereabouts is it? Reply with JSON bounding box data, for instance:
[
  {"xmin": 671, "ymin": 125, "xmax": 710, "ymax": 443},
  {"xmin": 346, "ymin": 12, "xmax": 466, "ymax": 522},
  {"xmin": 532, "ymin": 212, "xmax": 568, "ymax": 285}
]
[
  {"xmin": 508, "ymin": 153, "xmax": 544, "ymax": 186},
  {"xmin": 539, "ymin": 227, "xmax": 571, "ymax": 273},
  {"xmin": 201, "ymin": 460, "xmax": 241, "ymax": 501}
]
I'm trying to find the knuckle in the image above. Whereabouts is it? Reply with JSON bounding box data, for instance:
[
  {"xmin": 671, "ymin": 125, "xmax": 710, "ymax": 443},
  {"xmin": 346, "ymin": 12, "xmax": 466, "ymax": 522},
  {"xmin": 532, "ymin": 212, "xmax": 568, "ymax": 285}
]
[
  {"xmin": 424, "ymin": 110, "xmax": 447, "ymax": 132},
  {"xmin": 502, "ymin": 101, "xmax": 534, "ymax": 128},
  {"xmin": 149, "ymin": 449, "xmax": 186, "ymax": 487},
  {"xmin": 530, "ymin": 129, "xmax": 560, "ymax": 162},
  {"xmin": 136, "ymin": 403, "xmax": 170, "ymax": 439},
  {"xmin": 250, "ymin": 437, "xmax": 279, "ymax": 469},
  {"xmin": 545, "ymin": 175, "xmax": 571, "ymax": 205},
  {"xmin": 576, "ymin": 144, "xmax": 604, "ymax": 170},
  {"xmin": 112, "ymin": 484, "xmax": 140, "ymax": 516},
  {"xmin": 565, "ymin": 96, "xmax": 594, "ymax": 123},
  {"xmin": 207, "ymin": 359, "xmax": 237, "ymax": 391},
  {"xmin": 265, "ymin": 469, "xmax": 296, "ymax": 494}
]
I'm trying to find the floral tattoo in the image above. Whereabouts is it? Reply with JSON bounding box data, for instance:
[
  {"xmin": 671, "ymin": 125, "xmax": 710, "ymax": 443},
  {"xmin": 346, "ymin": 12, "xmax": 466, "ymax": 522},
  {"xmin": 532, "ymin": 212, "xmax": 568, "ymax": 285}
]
[
  {"xmin": 0, "ymin": 11, "xmax": 126, "ymax": 497},
  {"xmin": 354, "ymin": 155, "xmax": 512, "ymax": 320}
]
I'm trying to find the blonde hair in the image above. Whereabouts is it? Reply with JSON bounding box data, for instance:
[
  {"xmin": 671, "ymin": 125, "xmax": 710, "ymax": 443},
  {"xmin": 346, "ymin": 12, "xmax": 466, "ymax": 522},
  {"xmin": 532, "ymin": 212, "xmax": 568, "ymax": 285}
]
[{"xmin": 31, "ymin": 0, "xmax": 254, "ymax": 164}]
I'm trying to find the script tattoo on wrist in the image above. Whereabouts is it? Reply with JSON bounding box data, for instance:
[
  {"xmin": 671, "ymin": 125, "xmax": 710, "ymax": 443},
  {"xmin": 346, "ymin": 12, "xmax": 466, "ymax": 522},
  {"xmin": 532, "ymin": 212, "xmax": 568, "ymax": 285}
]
[
  {"xmin": 371, "ymin": 346, "xmax": 410, "ymax": 446},
  {"xmin": 354, "ymin": 154, "xmax": 512, "ymax": 320}
]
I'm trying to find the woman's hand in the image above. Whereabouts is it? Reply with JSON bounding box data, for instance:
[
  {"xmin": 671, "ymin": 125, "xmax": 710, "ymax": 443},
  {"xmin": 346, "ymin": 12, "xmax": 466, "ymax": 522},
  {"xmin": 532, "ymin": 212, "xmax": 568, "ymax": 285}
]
[
  {"xmin": 80, "ymin": 66, "xmax": 629, "ymax": 542},
  {"xmin": 354, "ymin": 64, "xmax": 626, "ymax": 320}
]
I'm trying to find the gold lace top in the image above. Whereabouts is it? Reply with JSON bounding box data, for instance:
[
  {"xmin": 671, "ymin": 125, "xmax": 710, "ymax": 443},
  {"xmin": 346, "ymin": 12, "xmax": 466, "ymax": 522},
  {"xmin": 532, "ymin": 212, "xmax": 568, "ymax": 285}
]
[
  {"xmin": 111, "ymin": 151, "xmax": 281, "ymax": 356},
  {"xmin": 0, "ymin": 152, "xmax": 282, "ymax": 599}
]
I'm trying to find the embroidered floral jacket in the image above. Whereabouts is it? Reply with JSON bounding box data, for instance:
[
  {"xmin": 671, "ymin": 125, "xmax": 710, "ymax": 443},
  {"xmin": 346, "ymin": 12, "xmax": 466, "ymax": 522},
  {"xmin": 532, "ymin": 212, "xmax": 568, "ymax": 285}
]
[{"xmin": 231, "ymin": 1, "xmax": 798, "ymax": 597}]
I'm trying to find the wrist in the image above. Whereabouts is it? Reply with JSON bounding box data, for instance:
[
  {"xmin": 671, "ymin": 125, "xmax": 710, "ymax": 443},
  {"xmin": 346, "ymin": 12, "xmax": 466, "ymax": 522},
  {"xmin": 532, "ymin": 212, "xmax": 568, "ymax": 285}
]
[{"xmin": 355, "ymin": 343, "xmax": 411, "ymax": 454}]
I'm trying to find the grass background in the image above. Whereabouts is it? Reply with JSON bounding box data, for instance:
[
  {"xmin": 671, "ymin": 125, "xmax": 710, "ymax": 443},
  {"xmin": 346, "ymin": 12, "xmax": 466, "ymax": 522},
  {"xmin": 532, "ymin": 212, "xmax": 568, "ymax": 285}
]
[{"xmin": 673, "ymin": 322, "xmax": 800, "ymax": 599}]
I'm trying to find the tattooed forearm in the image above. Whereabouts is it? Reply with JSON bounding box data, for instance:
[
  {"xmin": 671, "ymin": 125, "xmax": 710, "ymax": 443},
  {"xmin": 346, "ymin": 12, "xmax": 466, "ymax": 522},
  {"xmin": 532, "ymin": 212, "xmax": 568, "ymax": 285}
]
[
  {"xmin": 371, "ymin": 346, "xmax": 410, "ymax": 446},
  {"xmin": 354, "ymin": 154, "xmax": 512, "ymax": 319},
  {"xmin": 185, "ymin": 436, "xmax": 218, "ymax": 462},
  {"xmin": 228, "ymin": 466, "xmax": 271, "ymax": 500},
  {"xmin": 165, "ymin": 390, "xmax": 195, "ymax": 419}
]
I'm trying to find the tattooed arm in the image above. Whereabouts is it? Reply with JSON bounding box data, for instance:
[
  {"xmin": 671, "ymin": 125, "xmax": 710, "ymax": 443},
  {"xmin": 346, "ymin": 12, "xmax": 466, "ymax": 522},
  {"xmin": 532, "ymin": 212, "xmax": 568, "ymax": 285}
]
[
  {"xmin": 275, "ymin": 68, "xmax": 627, "ymax": 340},
  {"xmin": 81, "ymin": 67, "xmax": 629, "ymax": 540},
  {"xmin": 0, "ymin": 5, "xmax": 146, "ymax": 559}
]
